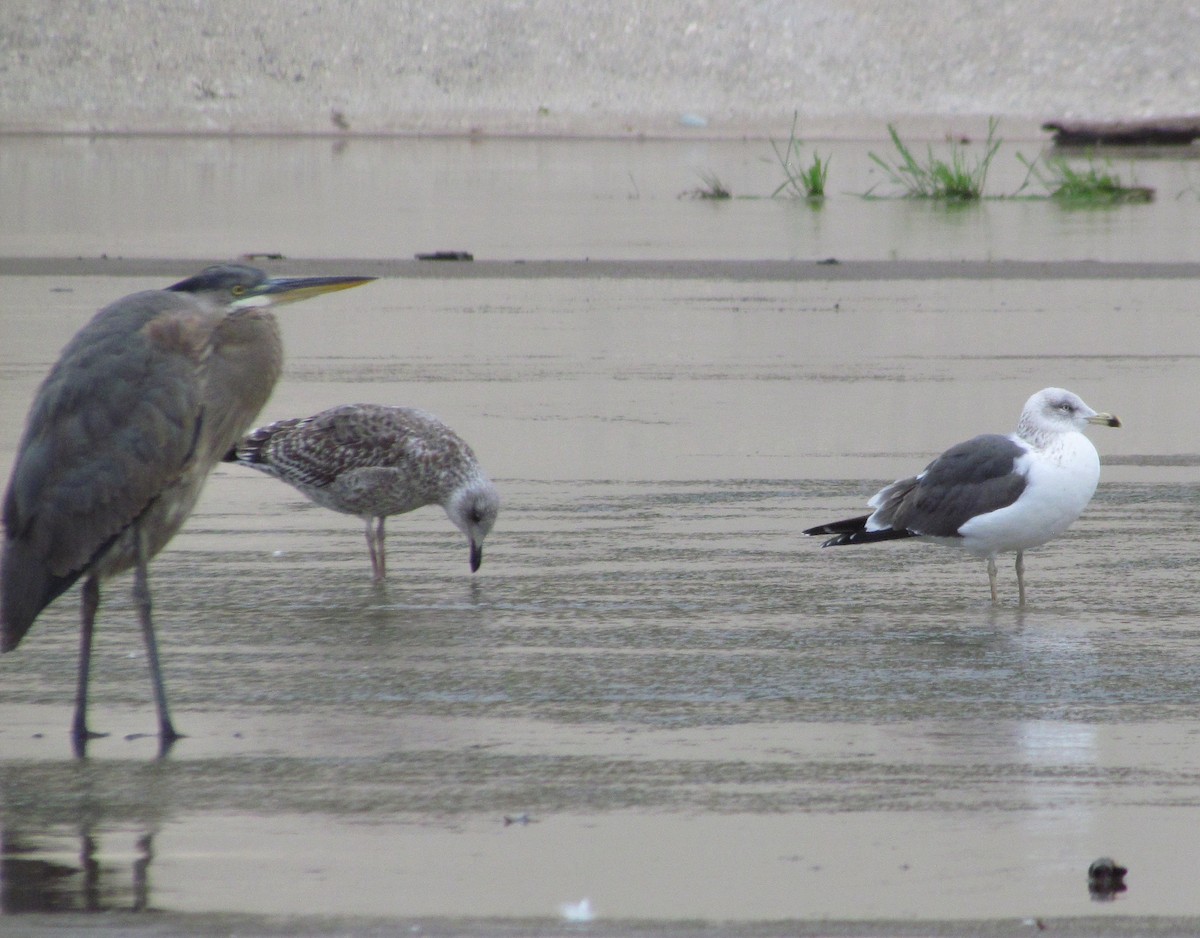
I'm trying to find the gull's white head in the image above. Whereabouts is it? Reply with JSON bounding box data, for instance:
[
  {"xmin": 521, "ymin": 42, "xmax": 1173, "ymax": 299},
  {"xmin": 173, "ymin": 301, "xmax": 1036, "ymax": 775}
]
[
  {"xmin": 446, "ymin": 475, "xmax": 501, "ymax": 573},
  {"xmin": 1019, "ymin": 387, "xmax": 1121, "ymax": 440}
]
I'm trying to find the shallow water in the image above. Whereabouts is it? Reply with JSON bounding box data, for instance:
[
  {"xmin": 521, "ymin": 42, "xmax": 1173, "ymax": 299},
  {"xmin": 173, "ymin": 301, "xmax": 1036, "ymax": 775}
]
[
  {"xmin": 2, "ymin": 135, "xmax": 1200, "ymax": 262},
  {"xmin": 2, "ymin": 137, "xmax": 1200, "ymax": 932}
]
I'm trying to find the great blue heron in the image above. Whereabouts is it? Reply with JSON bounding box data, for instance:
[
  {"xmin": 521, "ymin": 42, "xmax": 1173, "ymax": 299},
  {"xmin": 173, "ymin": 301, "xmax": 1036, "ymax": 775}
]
[
  {"xmin": 804, "ymin": 388, "xmax": 1120, "ymax": 605},
  {"xmin": 1, "ymin": 264, "xmax": 374, "ymax": 751},
  {"xmin": 225, "ymin": 403, "xmax": 499, "ymax": 580}
]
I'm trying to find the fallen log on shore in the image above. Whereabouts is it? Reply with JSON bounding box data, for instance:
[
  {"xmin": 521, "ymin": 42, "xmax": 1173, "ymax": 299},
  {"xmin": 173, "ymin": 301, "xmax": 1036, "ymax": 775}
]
[{"xmin": 1042, "ymin": 117, "xmax": 1200, "ymax": 146}]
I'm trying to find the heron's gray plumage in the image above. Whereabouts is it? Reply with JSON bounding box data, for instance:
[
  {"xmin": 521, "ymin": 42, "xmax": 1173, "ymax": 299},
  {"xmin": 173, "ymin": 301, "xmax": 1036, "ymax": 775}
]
[
  {"xmin": 3, "ymin": 284, "xmax": 262, "ymax": 648},
  {"xmin": 0, "ymin": 264, "xmax": 373, "ymax": 749},
  {"xmin": 226, "ymin": 404, "xmax": 499, "ymax": 580}
]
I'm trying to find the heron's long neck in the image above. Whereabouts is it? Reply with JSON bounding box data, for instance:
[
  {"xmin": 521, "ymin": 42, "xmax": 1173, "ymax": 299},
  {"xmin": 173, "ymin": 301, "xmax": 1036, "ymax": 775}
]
[{"xmin": 198, "ymin": 311, "xmax": 283, "ymax": 467}]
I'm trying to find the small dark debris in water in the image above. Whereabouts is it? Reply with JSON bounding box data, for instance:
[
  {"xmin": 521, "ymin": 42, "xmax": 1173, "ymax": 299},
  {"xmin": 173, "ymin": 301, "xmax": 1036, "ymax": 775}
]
[
  {"xmin": 330, "ymin": 109, "xmax": 350, "ymax": 131},
  {"xmin": 1043, "ymin": 117, "xmax": 1200, "ymax": 146},
  {"xmin": 243, "ymin": 252, "xmax": 286, "ymax": 261},
  {"xmin": 50, "ymin": 287, "xmax": 73, "ymax": 293},
  {"xmin": 415, "ymin": 251, "xmax": 474, "ymax": 261},
  {"xmin": 503, "ymin": 813, "xmax": 535, "ymax": 826},
  {"xmin": 680, "ymin": 180, "xmax": 732, "ymax": 200},
  {"xmin": 31, "ymin": 732, "xmax": 44, "ymax": 739},
  {"xmin": 1088, "ymin": 856, "xmax": 1128, "ymax": 900},
  {"xmin": 124, "ymin": 733, "xmax": 152, "ymax": 742},
  {"xmin": 818, "ymin": 257, "xmax": 839, "ymax": 265}
]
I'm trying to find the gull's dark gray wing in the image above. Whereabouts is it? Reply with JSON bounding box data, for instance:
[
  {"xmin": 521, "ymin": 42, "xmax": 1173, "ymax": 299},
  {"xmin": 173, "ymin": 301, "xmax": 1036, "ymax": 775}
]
[
  {"xmin": 870, "ymin": 434, "xmax": 1028, "ymax": 537},
  {"xmin": 805, "ymin": 433, "xmax": 1028, "ymax": 547}
]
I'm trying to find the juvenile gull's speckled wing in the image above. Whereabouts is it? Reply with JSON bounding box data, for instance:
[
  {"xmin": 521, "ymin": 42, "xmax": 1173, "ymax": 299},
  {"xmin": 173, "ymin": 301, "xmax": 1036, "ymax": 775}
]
[{"xmin": 233, "ymin": 404, "xmax": 478, "ymax": 501}]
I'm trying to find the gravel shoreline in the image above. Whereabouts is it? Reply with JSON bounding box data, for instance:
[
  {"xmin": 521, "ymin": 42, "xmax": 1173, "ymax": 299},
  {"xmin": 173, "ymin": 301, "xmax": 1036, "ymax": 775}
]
[{"xmin": 3, "ymin": 1, "xmax": 1199, "ymax": 138}]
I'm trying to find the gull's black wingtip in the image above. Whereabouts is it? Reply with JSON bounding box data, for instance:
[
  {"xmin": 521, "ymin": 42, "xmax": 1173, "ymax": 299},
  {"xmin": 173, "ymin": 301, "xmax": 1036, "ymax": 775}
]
[
  {"xmin": 802, "ymin": 528, "xmax": 852, "ymax": 548},
  {"xmin": 803, "ymin": 516, "xmax": 918, "ymax": 548},
  {"xmin": 803, "ymin": 515, "xmax": 871, "ymax": 544}
]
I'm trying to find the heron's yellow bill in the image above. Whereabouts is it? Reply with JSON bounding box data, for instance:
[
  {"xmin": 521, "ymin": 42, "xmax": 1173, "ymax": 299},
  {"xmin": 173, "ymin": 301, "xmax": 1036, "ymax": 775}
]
[{"xmin": 240, "ymin": 275, "xmax": 376, "ymax": 308}]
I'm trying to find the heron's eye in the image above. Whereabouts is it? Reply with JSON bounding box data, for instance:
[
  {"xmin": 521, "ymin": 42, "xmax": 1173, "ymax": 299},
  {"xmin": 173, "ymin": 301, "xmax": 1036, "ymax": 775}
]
[{"xmin": 231, "ymin": 285, "xmax": 247, "ymax": 297}]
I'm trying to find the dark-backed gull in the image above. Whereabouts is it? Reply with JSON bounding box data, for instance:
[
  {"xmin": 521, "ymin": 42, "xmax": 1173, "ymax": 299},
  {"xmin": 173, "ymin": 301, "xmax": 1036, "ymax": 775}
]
[{"xmin": 804, "ymin": 388, "xmax": 1120, "ymax": 605}]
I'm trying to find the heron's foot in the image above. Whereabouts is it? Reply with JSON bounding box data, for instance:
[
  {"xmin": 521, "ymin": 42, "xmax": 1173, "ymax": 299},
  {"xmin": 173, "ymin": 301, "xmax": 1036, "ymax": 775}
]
[
  {"xmin": 157, "ymin": 729, "xmax": 183, "ymax": 759},
  {"xmin": 130, "ymin": 722, "xmax": 185, "ymax": 758},
  {"xmin": 70, "ymin": 724, "xmax": 108, "ymax": 758},
  {"xmin": 71, "ymin": 718, "xmax": 109, "ymax": 742},
  {"xmin": 122, "ymin": 722, "xmax": 184, "ymax": 752}
]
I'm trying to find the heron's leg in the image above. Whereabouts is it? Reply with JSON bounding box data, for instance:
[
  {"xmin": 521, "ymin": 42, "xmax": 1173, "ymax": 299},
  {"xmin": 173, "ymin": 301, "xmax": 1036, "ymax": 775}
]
[
  {"xmin": 72, "ymin": 575, "xmax": 107, "ymax": 753},
  {"xmin": 132, "ymin": 534, "xmax": 180, "ymax": 744},
  {"xmin": 987, "ymin": 557, "xmax": 999, "ymax": 605},
  {"xmin": 1015, "ymin": 551, "xmax": 1027, "ymax": 607},
  {"xmin": 375, "ymin": 517, "xmax": 387, "ymax": 581}
]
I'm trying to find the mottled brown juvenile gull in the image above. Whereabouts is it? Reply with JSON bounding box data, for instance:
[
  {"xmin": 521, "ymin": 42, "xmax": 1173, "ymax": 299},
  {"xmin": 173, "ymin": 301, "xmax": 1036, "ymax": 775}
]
[
  {"xmin": 225, "ymin": 404, "xmax": 499, "ymax": 581},
  {"xmin": 804, "ymin": 388, "xmax": 1121, "ymax": 605}
]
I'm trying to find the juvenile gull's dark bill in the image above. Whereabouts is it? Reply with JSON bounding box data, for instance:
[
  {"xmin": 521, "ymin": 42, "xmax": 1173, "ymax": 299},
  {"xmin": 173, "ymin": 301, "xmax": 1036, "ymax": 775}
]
[
  {"xmin": 804, "ymin": 387, "xmax": 1121, "ymax": 606},
  {"xmin": 225, "ymin": 403, "xmax": 499, "ymax": 581}
]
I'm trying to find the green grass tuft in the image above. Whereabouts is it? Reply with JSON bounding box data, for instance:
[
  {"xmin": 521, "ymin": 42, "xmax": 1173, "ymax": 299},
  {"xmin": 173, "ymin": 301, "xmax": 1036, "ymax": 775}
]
[
  {"xmin": 770, "ymin": 113, "xmax": 830, "ymax": 199},
  {"xmin": 867, "ymin": 119, "xmax": 1002, "ymax": 200},
  {"xmin": 1017, "ymin": 153, "xmax": 1154, "ymax": 204}
]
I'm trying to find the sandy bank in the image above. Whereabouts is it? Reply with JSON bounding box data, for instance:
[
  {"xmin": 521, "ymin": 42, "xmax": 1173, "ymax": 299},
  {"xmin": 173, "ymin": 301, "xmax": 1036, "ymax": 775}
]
[{"xmin": 3, "ymin": 1, "xmax": 1198, "ymax": 138}]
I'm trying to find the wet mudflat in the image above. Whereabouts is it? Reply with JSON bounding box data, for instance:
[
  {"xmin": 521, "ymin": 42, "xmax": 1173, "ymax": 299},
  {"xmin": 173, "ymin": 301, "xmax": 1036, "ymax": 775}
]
[{"xmin": 3, "ymin": 137, "xmax": 1200, "ymax": 936}]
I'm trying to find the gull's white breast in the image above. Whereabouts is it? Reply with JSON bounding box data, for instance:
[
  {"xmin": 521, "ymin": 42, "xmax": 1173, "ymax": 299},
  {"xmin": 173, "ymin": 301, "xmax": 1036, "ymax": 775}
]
[{"xmin": 957, "ymin": 431, "xmax": 1100, "ymax": 557}]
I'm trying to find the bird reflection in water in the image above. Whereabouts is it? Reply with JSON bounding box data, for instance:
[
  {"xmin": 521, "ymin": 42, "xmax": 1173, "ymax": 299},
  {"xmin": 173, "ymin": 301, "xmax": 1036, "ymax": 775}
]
[{"xmin": 1, "ymin": 826, "xmax": 155, "ymax": 914}]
